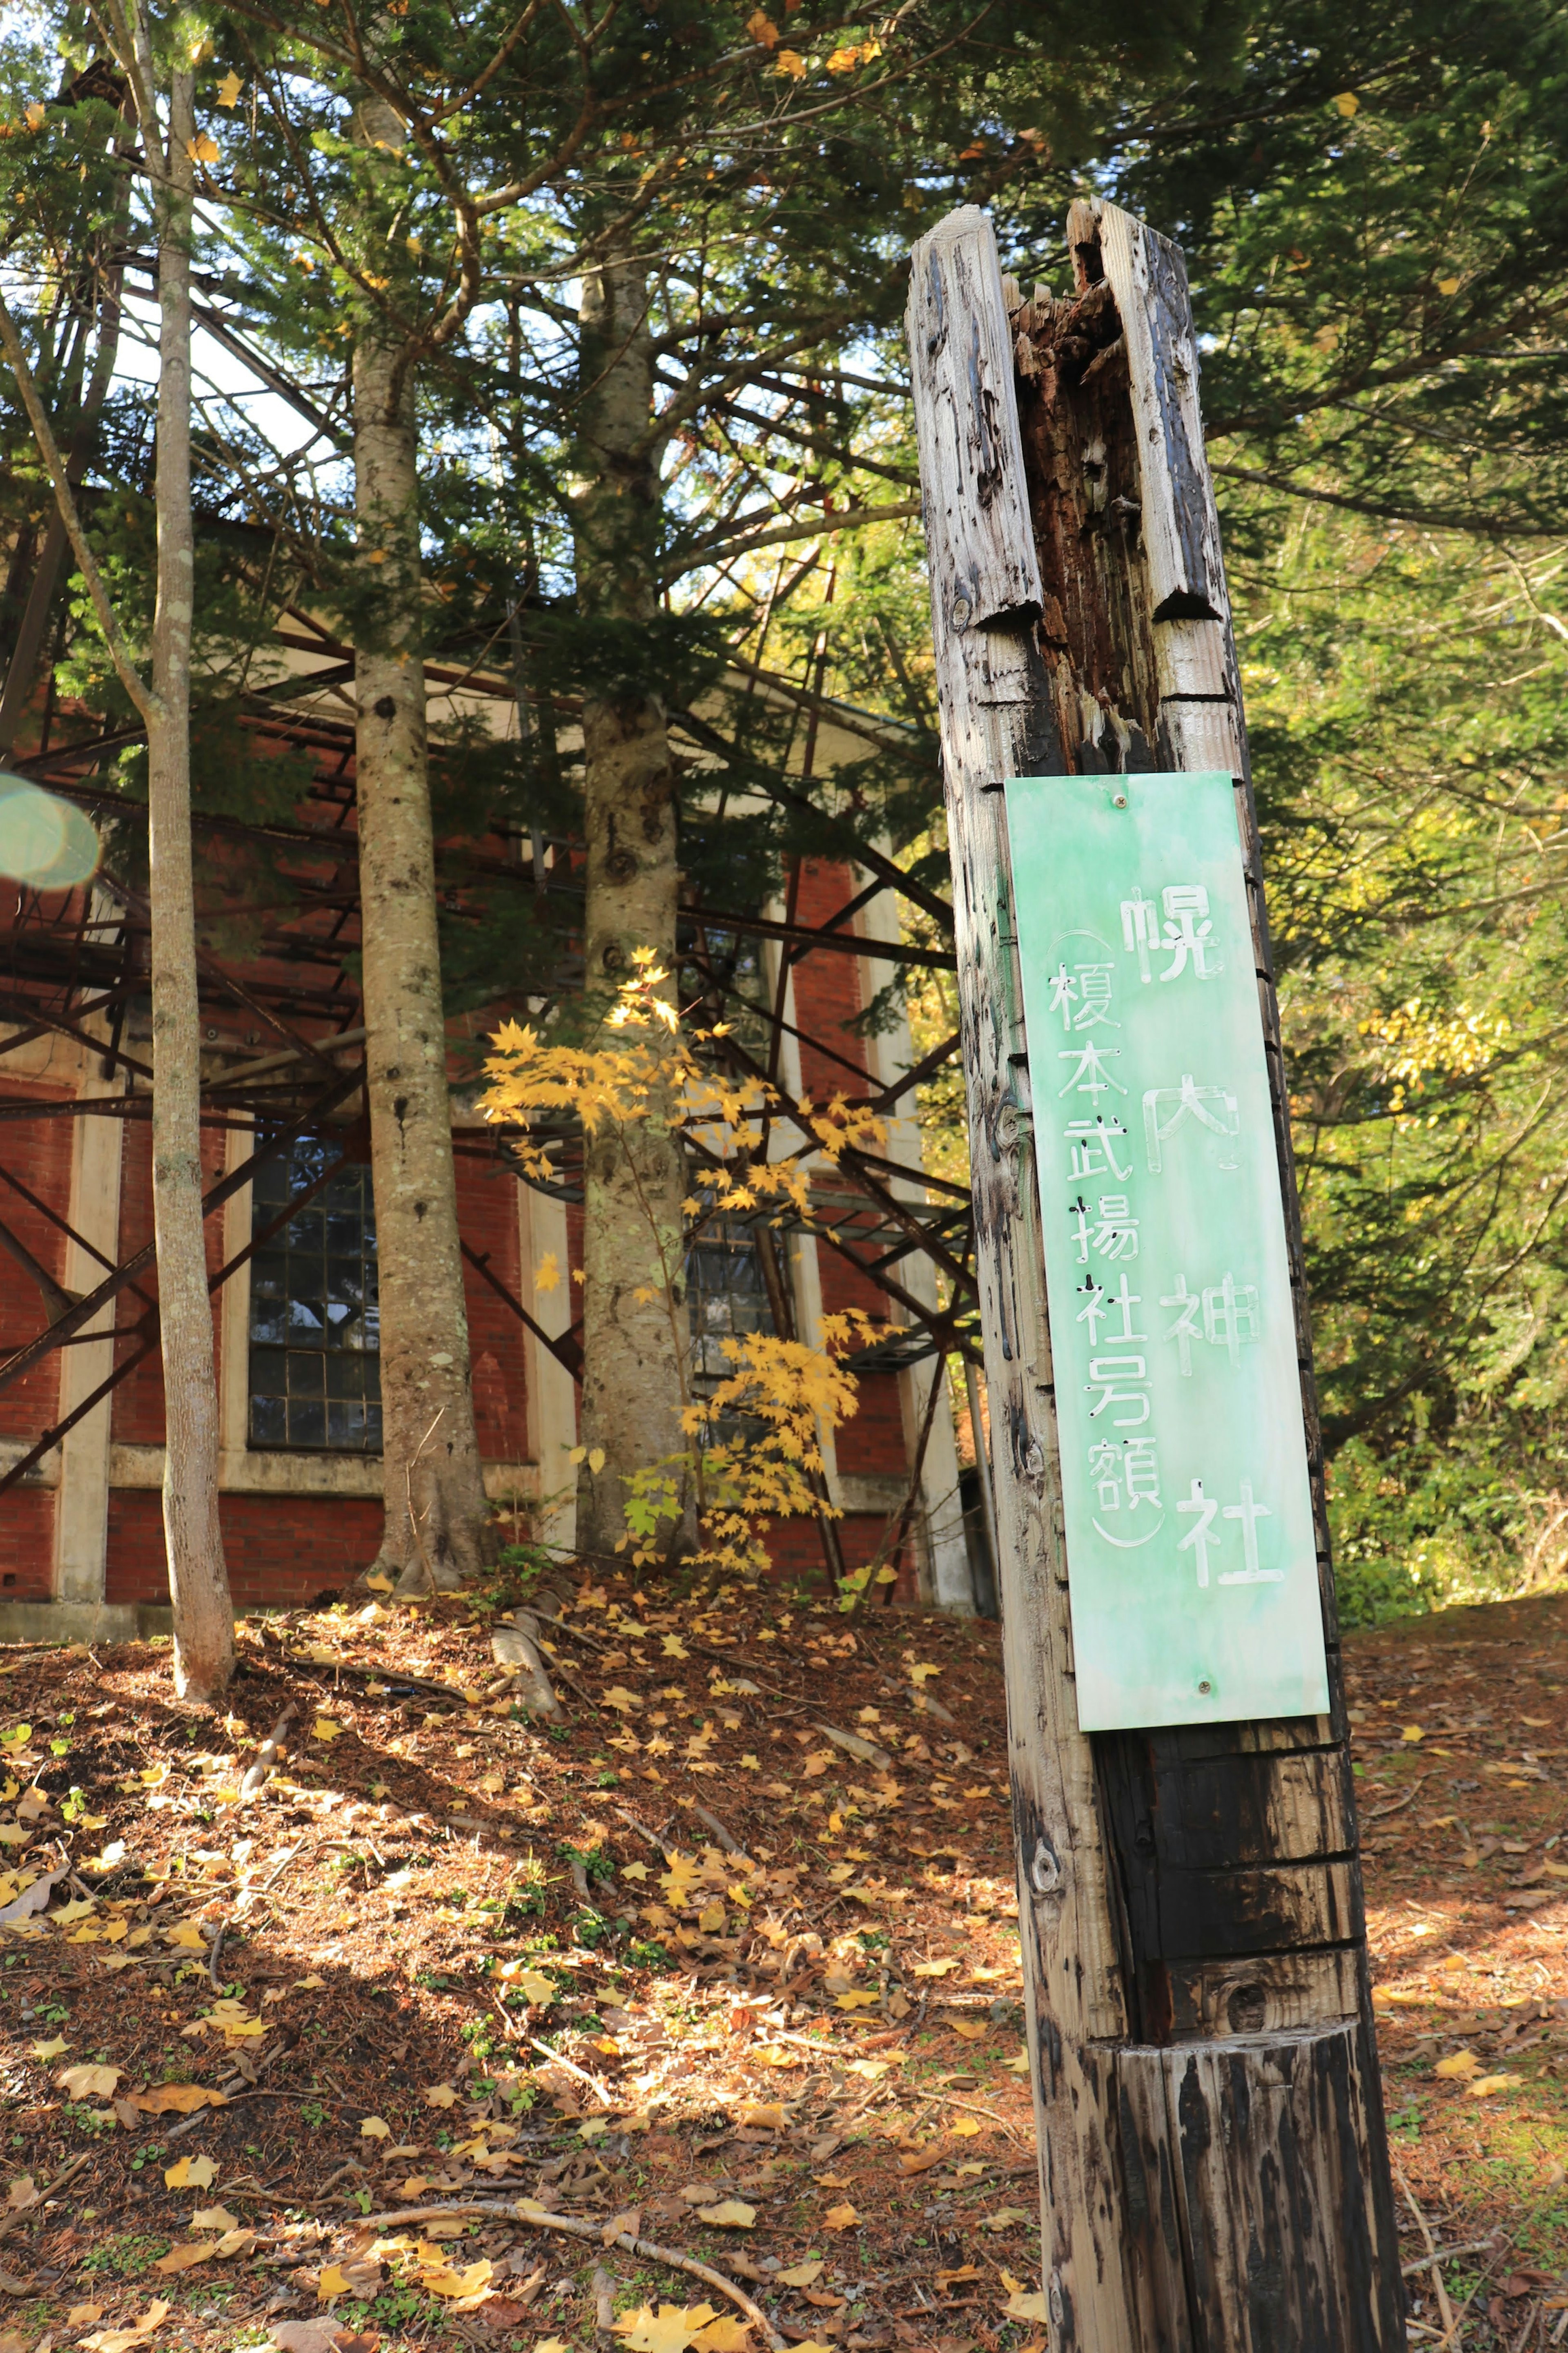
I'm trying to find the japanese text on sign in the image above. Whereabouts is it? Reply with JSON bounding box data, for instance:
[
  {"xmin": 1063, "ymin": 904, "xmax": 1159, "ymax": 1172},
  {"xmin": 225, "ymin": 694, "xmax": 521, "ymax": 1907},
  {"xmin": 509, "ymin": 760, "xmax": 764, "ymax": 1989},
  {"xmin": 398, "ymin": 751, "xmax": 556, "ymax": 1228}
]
[{"xmin": 1006, "ymin": 771, "xmax": 1329, "ymax": 1731}]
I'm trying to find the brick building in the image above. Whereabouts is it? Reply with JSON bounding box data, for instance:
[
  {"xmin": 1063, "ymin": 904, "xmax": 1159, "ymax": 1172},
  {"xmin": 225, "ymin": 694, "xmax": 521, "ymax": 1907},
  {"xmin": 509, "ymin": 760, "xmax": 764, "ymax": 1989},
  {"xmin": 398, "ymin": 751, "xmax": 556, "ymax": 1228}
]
[{"xmin": 0, "ymin": 633, "xmax": 971, "ymax": 1637}]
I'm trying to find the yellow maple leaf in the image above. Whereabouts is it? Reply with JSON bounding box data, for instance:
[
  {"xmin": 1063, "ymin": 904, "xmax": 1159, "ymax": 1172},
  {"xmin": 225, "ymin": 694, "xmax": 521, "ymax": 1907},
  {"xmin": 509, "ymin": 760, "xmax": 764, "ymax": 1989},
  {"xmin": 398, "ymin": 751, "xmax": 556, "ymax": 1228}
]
[
  {"xmin": 535, "ymin": 1251, "xmax": 561, "ymax": 1293},
  {"xmin": 744, "ymin": 8, "xmax": 779, "ymax": 44},
  {"xmin": 1434, "ymin": 2049, "xmax": 1479, "ymax": 2079},
  {"xmin": 29, "ymin": 2034, "xmax": 68, "ymax": 2059},
  {"xmin": 951, "ymin": 2021, "xmax": 988, "ymax": 2041},
  {"xmin": 1333, "ymin": 90, "xmax": 1359, "ymax": 115},
  {"xmin": 691, "ymin": 2325, "xmax": 751, "ymax": 2353},
  {"xmin": 912, "ymin": 1957, "xmax": 958, "ymax": 1976},
  {"xmin": 777, "ymin": 2261, "xmax": 823, "ymax": 2287},
  {"xmin": 1469, "ymin": 2073, "xmax": 1520, "ymax": 2098},
  {"xmin": 216, "ymin": 70, "xmax": 243, "ymax": 105},
  {"xmin": 165, "ymin": 1922, "xmax": 207, "ymax": 1951},
  {"xmin": 773, "ymin": 46, "xmax": 806, "ymax": 75},
  {"xmin": 164, "ymin": 2154, "xmax": 218, "ymax": 2190},
  {"xmin": 24, "ymin": 103, "xmax": 46, "ymax": 131},
  {"xmin": 424, "ymin": 2082, "xmax": 458, "ymax": 2107},
  {"xmin": 360, "ymin": 2117, "xmax": 390, "ymax": 2139},
  {"xmin": 313, "ymin": 1718, "xmax": 342, "ymax": 1741},
  {"xmin": 612, "ymin": 2304, "xmax": 719, "ymax": 2353},
  {"xmin": 187, "ymin": 132, "xmax": 220, "ymax": 164},
  {"xmin": 835, "ymin": 1991, "xmax": 880, "ymax": 2012},
  {"xmin": 418, "ymin": 2257, "xmax": 494, "ymax": 2306},
  {"xmin": 823, "ymin": 2203, "xmax": 860, "ymax": 2230}
]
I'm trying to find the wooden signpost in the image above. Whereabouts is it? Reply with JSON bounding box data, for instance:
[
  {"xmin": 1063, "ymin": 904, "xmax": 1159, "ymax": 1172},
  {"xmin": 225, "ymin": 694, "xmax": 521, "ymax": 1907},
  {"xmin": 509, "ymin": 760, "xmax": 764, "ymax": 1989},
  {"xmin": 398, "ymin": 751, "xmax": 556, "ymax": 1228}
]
[{"xmin": 906, "ymin": 201, "xmax": 1402, "ymax": 2350}]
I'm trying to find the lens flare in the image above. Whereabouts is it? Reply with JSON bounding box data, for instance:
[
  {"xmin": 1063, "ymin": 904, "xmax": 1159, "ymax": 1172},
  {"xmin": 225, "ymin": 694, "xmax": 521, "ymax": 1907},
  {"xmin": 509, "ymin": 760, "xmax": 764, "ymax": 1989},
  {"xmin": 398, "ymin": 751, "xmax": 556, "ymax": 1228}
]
[{"xmin": 0, "ymin": 774, "xmax": 100, "ymax": 888}]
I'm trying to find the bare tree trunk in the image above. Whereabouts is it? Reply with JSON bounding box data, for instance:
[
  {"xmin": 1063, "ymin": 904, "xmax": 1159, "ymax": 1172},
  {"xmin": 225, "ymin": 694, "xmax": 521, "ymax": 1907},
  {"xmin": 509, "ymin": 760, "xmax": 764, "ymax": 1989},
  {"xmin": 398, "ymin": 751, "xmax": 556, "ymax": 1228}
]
[
  {"xmin": 147, "ymin": 68, "xmax": 233, "ymax": 1700},
  {"xmin": 353, "ymin": 292, "xmax": 493, "ymax": 1592},
  {"xmin": 572, "ymin": 248, "xmax": 690, "ymax": 1560}
]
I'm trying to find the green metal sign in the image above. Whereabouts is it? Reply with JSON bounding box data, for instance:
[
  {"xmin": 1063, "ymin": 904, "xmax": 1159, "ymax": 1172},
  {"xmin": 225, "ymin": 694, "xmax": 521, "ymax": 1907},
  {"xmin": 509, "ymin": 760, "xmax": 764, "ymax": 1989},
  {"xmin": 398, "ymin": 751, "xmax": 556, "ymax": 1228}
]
[{"xmin": 1006, "ymin": 770, "xmax": 1330, "ymax": 1732}]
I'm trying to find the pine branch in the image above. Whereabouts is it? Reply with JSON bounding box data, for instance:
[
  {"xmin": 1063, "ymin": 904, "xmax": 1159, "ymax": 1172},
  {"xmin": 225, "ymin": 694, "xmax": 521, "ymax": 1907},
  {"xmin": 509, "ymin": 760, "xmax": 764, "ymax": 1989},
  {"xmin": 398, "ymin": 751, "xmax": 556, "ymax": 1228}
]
[
  {"xmin": 0, "ymin": 288, "xmax": 155, "ymax": 726},
  {"xmin": 662, "ymin": 497, "xmax": 921, "ymax": 582}
]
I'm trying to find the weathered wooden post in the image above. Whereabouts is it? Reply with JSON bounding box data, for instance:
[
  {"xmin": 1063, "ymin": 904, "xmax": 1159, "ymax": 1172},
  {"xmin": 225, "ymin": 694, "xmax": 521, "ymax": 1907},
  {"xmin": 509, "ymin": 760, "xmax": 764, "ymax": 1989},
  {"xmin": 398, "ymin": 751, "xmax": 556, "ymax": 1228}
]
[{"xmin": 906, "ymin": 200, "xmax": 1403, "ymax": 2350}]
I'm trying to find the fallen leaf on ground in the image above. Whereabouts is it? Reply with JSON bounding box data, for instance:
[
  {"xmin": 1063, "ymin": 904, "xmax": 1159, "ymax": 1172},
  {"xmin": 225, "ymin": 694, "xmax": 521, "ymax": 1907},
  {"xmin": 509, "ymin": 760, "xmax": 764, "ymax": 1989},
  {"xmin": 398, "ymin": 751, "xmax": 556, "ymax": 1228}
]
[
  {"xmin": 823, "ymin": 2204, "xmax": 860, "ymax": 2230},
  {"xmin": 59, "ymin": 2063, "xmax": 120, "ymax": 2099},
  {"xmin": 1435, "ymin": 2050, "xmax": 1480, "ymax": 2080},
  {"xmin": 129, "ymin": 2086, "xmax": 224, "ymax": 2115},
  {"xmin": 690, "ymin": 2323, "xmax": 750, "ymax": 2352},
  {"xmin": 1469, "ymin": 2074, "xmax": 1519, "ymax": 2098},
  {"xmin": 834, "ymin": 1992, "xmax": 880, "ymax": 2012},
  {"xmin": 79, "ymin": 2299, "xmax": 170, "ymax": 2353},
  {"xmin": 418, "ymin": 2257, "xmax": 494, "ymax": 2308},
  {"xmin": 191, "ymin": 2209, "xmax": 240, "ymax": 2232},
  {"xmin": 152, "ymin": 2245, "xmax": 212, "ymax": 2276},
  {"xmin": 164, "ymin": 2154, "xmax": 218, "ymax": 2190},
  {"xmin": 777, "ymin": 2262, "xmax": 824, "ymax": 2288},
  {"xmin": 695, "ymin": 2201, "xmax": 755, "ymax": 2228},
  {"xmin": 950, "ymin": 2021, "xmax": 988, "ymax": 2041},
  {"xmin": 29, "ymin": 2034, "xmax": 69, "ymax": 2059},
  {"xmin": 981, "ymin": 2208, "xmax": 1033, "ymax": 2231},
  {"xmin": 1000, "ymin": 2283, "xmax": 1049, "ymax": 2323},
  {"xmin": 612, "ymin": 2304, "xmax": 718, "ymax": 2353},
  {"xmin": 359, "ymin": 2117, "xmax": 390, "ymax": 2139},
  {"xmin": 424, "ymin": 2083, "xmax": 458, "ymax": 2108},
  {"xmin": 67, "ymin": 2307, "xmax": 104, "ymax": 2330},
  {"xmin": 911, "ymin": 1958, "xmax": 958, "ymax": 1977}
]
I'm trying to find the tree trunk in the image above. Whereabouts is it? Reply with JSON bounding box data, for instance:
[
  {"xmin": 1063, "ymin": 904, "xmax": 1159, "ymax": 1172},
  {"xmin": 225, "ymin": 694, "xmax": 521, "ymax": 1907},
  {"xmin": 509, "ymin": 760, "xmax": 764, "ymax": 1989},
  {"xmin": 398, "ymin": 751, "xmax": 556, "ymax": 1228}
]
[
  {"xmin": 352, "ymin": 276, "xmax": 493, "ymax": 1591},
  {"xmin": 572, "ymin": 248, "xmax": 690, "ymax": 1561},
  {"xmin": 148, "ymin": 68, "xmax": 233, "ymax": 1702}
]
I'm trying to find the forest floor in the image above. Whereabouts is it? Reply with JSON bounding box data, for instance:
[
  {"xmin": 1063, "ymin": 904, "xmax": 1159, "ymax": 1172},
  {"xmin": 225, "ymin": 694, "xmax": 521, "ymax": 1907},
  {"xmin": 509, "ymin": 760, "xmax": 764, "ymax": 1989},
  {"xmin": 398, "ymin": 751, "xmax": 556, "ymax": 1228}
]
[{"xmin": 0, "ymin": 1575, "xmax": 1564, "ymax": 2353}]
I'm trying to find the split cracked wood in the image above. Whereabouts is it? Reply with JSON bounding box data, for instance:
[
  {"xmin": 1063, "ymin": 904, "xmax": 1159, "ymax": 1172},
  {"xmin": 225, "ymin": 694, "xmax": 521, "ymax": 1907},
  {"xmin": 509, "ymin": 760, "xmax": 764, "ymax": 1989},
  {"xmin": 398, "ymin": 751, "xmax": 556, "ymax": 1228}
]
[{"xmin": 906, "ymin": 198, "xmax": 1402, "ymax": 2350}]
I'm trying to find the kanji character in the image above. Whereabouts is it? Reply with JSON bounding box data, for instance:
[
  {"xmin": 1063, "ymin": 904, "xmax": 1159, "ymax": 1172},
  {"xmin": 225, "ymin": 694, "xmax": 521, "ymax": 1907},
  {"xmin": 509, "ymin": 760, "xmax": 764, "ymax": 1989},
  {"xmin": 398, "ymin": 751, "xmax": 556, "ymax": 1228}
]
[
  {"xmin": 1176, "ymin": 1476, "xmax": 1221, "ymax": 1587},
  {"xmin": 1218, "ymin": 1480, "xmax": 1281, "ymax": 1584},
  {"xmin": 1202, "ymin": 1272, "xmax": 1261, "ymax": 1366},
  {"xmin": 1065, "ymin": 1117, "xmax": 1131, "ymax": 1183},
  {"xmin": 1142, "ymin": 1073, "xmax": 1240, "ymax": 1172},
  {"xmin": 1058, "ymin": 1042, "xmax": 1126, "ymax": 1102},
  {"xmin": 1158, "ymin": 883, "xmax": 1222, "ymax": 982}
]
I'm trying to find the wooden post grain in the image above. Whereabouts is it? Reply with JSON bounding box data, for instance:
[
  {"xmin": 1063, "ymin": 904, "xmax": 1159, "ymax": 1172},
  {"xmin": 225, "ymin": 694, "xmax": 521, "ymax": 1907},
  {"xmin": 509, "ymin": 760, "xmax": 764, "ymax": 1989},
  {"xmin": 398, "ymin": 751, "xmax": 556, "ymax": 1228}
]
[{"xmin": 906, "ymin": 201, "xmax": 1403, "ymax": 2353}]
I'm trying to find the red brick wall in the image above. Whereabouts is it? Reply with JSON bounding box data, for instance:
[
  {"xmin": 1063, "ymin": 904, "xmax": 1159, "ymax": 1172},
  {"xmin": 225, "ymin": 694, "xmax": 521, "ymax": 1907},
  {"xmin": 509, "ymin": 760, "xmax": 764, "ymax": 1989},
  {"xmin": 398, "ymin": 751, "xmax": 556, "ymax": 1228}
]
[
  {"xmin": 456, "ymin": 1150, "xmax": 529, "ymax": 1462},
  {"xmin": 0, "ymin": 1088, "xmax": 71, "ymax": 1443},
  {"xmin": 789, "ymin": 861, "xmax": 869, "ymax": 1103},
  {"xmin": 109, "ymin": 1116, "xmax": 227, "ymax": 1448},
  {"xmin": 0, "ymin": 1494, "xmax": 54, "ymax": 1599},
  {"xmin": 105, "ymin": 1491, "xmax": 374, "ymax": 1607}
]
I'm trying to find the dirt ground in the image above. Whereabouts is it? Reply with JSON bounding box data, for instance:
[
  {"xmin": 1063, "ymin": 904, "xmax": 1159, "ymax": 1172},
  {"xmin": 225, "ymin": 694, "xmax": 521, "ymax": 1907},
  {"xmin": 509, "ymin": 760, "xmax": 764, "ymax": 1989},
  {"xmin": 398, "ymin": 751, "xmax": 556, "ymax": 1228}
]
[{"xmin": 0, "ymin": 1575, "xmax": 1564, "ymax": 2353}]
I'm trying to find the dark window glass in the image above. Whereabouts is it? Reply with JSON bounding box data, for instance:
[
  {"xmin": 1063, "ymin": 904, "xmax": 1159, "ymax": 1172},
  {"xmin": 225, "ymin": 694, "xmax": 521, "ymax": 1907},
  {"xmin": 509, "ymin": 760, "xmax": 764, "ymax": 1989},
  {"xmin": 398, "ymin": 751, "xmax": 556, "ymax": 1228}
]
[
  {"xmin": 687, "ymin": 1216, "xmax": 771, "ymax": 1446},
  {"xmin": 248, "ymin": 1139, "xmax": 381, "ymax": 1452}
]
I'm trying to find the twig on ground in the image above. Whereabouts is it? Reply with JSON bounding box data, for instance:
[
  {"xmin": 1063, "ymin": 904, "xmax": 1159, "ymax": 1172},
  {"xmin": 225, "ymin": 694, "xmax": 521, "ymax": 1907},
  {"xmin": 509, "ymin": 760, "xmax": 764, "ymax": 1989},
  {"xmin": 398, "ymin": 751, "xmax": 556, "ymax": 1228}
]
[
  {"xmin": 528, "ymin": 2036, "xmax": 610, "ymax": 2101},
  {"xmin": 208, "ymin": 1920, "xmax": 227, "ymax": 1989},
  {"xmin": 358, "ymin": 2202, "xmax": 786, "ymax": 2350},
  {"xmin": 691, "ymin": 1804, "xmax": 743, "ymax": 1855},
  {"xmin": 1401, "ymin": 2165, "xmax": 1457, "ymax": 2353},
  {"xmin": 0, "ymin": 2151, "xmax": 90, "ymax": 2241},
  {"xmin": 1401, "ymin": 2241, "xmax": 1499, "ymax": 2277},
  {"xmin": 613, "ymin": 1808, "xmax": 666, "ymax": 1856}
]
